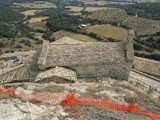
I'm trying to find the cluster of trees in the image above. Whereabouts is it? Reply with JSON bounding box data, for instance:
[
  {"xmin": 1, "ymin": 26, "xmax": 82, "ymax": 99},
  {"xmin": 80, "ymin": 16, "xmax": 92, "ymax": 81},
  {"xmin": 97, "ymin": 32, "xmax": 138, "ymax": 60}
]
[
  {"xmin": 135, "ymin": 52, "xmax": 160, "ymax": 61},
  {"xmin": 0, "ymin": 5, "xmax": 30, "ymax": 38},
  {"xmin": 135, "ymin": 36, "xmax": 160, "ymax": 50},
  {"xmin": 46, "ymin": 13, "xmax": 81, "ymax": 32},
  {"xmin": 19, "ymin": 39, "xmax": 32, "ymax": 47},
  {"xmin": 43, "ymin": 11, "xmax": 82, "ymax": 41},
  {"xmin": 124, "ymin": 3, "xmax": 160, "ymax": 20},
  {"xmin": 134, "ymin": 36, "xmax": 160, "ymax": 60},
  {"xmin": 0, "ymin": 0, "xmax": 30, "ymax": 5},
  {"xmin": 104, "ymin": 2, "xmax": 160, "ymax": 20},
  {"xmin": 103, "ymin": 2, "xmax": 160, "ymax": 20},
  {"xmin": 42, "ymin": 8, "xmax": 122, "ymax": 41},
  {"xmin": 0, "ymin": 38, "xmax": 15, "ymax": 48},
  {"xmin": 49, "ymin": 0, "xmax": 85, "ymax": 8},
  {"xmin": 45, "ymin": 14, "xmax": 119, "ymax": 42}
]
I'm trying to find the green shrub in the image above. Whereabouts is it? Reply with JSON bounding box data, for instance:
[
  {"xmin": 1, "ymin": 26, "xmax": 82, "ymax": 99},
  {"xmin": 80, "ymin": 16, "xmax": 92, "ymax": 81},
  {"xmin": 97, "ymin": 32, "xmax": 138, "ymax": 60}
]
[{"xmin": 15, "ymin": 44, "xmax": 23, "ymax": 48}]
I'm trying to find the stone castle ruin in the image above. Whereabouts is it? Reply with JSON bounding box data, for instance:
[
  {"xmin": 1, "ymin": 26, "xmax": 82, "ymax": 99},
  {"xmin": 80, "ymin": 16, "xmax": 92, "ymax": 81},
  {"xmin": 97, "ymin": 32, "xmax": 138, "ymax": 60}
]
[{"xmin": 0, "ymin": 30, "xmax": 135, "ymax": 82}]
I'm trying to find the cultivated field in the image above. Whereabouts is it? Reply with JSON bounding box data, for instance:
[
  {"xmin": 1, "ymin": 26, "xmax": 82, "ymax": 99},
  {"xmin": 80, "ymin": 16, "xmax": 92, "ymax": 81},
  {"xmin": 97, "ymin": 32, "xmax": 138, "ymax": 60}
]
[
  {"xmin": 84, "ymin": 0, "xmax": 134, "ymax": 5},
  {"xmin": 86, "ymin": 24, "xmax": 128, "ymax": 41},
  {"xmin": 27, "ymin": 21, "xmax": 47, "ymax": 31},
  {"xmin": 21, "ymin": 10, "xmax": 44, "ymax": 16},
  {"xmin": 65, "ymin": 6, "xmax": 83, "ymax": 12},
  {"xmin": 85, "ymin": 7, "xmax": 112, "ymax": 12},
  {"xmin": 84, "ymin": 0, "xmax": 108, "ymax": 5},
  {"xmin": 14, "ymin": 2, "xmax": 56, "ymax": 9},
  {"xmin": 66, "ymin": 6, "xmax": 112, "ymax": 12},
  {"xmin": 27, "ymin": 17, "xmax": 49, "ymax": 23},
  {"xmin": 88, "ymin": 9, "xmax": 160, "ymax": 35},
  {"xmin": 51, "ymin": 30, "xmax": 97, "ymax": 42}
]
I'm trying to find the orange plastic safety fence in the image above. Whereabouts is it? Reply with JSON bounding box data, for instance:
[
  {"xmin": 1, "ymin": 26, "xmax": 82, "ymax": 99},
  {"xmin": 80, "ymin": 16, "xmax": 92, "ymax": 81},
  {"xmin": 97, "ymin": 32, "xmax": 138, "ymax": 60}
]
[
  {"xmin": 0, "ymin": 87, "xmax": 15, "ymax": 96},
  {"xmin": 61, "ymin": 93, "xmax": 160, "ymax": 119},
  {"xmin": 0, "ymin": 87, "xmax": 68, "ymax": 104},
  {"xmin": 1, "ymin": 87, "xmax": 160, "ymax": 119}
]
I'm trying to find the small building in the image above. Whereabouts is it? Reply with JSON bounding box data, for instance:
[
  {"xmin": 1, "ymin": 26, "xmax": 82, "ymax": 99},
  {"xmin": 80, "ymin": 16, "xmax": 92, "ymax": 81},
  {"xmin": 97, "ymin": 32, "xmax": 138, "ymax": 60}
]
[{"xmin": 80, "ymin": 24, "xmax": 88, "ymax": 27}]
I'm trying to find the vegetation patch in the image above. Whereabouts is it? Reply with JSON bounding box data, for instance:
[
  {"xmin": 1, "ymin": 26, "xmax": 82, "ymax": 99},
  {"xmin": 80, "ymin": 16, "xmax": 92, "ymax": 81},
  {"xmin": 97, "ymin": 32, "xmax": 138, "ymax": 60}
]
[
  {"xmin": 88, "ymin": 9, "xmax": 160, "ymax": 36},
  {"xmin": 21, "ymin": 10, "xmax": 44, "ymax": 16},
  {"xmin": 26, "ymin": 17, "xmax": 49, "ymax": 24},
  {"xmin": 0, "ymin": 5, "xmax": 28, "ymax": 38},
  {"xmin": 65, "ymin": 6, "xmax": 83, "ymax": 12},
  {"xmin": 66, "ymin": 6, "xmax": 110, "ymax": 12},
  {"xmin": 27, "ymin": 22, "xmax": 48, "ymax": 31},
  {"xmin": 85, "ymin": 7, "xmax": 113, "ymax": 12},
  {"xmin": 86, "ymin": 24, "xmax": 128, "ymax": 41},
  {"xmin": 14, "ymin": 2, "xmax": 56, "ymax": 9},
  {"xmin": 0, "ymin": 37, "xmax": 42, "ymax": 54},
  {"xmin": 123, "ymin": 3, "xmax": 160, "ymax": 20}
]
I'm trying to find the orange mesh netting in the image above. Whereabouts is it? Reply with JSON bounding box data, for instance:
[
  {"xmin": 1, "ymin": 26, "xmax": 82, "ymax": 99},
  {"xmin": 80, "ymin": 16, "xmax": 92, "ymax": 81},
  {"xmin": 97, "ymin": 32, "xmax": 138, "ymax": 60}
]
[
  {"xmin": 0, "ymin": 87, "xmax": 160, "ymax": 119},
  {"xmin": 61, "ymin": 93, "xmax": 160, "ymax": 119},
  {"xmin": 0, "ymin": 87, "xmax": 15, "ymax": 96}
]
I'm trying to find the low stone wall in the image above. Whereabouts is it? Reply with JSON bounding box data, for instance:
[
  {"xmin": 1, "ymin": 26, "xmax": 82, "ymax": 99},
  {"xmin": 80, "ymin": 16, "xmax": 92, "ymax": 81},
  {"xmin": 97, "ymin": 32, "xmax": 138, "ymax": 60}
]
[
  {"xmin": 0, "ymin": 65, "xmax": 27, "ymax": 81},
  {"xmin": 72, "ymin": 62, "xmax": 132, "ymax": 80},
  {"xmin": 133, "ymin": 57, "xmax": 160, "ymax": 77}
]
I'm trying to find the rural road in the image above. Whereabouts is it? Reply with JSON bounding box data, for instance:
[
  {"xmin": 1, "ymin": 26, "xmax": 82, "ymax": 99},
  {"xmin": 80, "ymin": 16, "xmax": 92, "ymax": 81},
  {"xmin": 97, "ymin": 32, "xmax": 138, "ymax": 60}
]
[{"xmin": 129, "ymin": 71, "xmax": 160, "ymax": 92}]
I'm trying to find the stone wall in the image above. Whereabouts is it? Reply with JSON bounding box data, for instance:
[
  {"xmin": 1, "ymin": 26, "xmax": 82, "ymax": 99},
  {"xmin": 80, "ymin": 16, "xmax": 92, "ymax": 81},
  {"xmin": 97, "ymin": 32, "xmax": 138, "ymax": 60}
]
[
  {"xmin": 72, "ymin": 62, "xmax": 132, "ymax": 80},
  {"xmin": 37, "ymin": 41, "xmax": 49, "ymax": 70},
  {"xmin": 0, "ymin": 65, "xmax": 27, "ymax": 81},
  {"xmin": 36, "ymin": 30, "xmax": 134, "ymax": 80},
  {"xmin": 133, "ymin": 57, "xmax": 160, "ymax": 77}
]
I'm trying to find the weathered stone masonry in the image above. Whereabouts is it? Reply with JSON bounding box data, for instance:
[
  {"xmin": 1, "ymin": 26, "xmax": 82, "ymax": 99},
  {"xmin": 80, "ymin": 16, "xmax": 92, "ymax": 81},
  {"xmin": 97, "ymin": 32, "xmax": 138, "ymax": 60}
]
[
  {"xmin": 0, "ymin": 30, "xmax": 134, "ymax": 81},
  {"xmin": 37, "ymin": 30, "xmax": 134, "ymax": 80}
]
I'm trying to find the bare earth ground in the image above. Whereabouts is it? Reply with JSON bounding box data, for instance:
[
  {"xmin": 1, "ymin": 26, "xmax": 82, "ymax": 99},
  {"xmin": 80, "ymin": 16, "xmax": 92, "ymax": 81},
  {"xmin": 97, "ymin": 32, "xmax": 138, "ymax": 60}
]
[{"xmin": 0, "ymin": 77, "xmax": 159, "ymax": 120}]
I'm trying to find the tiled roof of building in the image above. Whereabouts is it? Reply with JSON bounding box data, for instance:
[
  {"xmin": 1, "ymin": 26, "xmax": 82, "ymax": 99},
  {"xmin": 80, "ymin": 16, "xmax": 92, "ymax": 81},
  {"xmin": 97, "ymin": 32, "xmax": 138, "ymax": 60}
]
[
  {"xmin": 38, "ymin": 38, "xmax": 128, "ymax": 69},
  {"xmin": 35, "ymin": 66, "xmax": 77, "ymax": 82}
]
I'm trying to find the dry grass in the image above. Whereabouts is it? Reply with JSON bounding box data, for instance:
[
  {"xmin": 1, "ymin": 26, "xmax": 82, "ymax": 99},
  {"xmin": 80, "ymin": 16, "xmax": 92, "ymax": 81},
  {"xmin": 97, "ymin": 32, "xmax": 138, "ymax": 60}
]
[
  {"xmin": 84, "ymin": 0, "xmax": 134, "ymax": 5},
  {"xmin": 66, "ymin": 6, "xmax": 83, "ymax": 12},
  {"xmin": 69, "ymin": 12, "xmax": 82, "ymax": 16},
  {"xmin": 84, "ymin": 0, "xmax": 108, "ymax": 5},
  {"xmin": 51, "ymin": 30, "xmax": 97, "ymax": 42},
  {"xmin": 21, "ymin": 10, "xmax": 44, "ymax": 16},
  {"xmin": 66, "ymin": 6, "xmax": 111, "ymax": 12},
  {"xmin": 26, "ymin": 17, "xmax": 48, "ymax": 23},
  {"xmin": 14, "ymin": 2, "xmax": 56, "ymax": 9},
  {"xmin": 34, "ymin": 32, "xmax": 45, "ymax": 40},
  {"xmin": 86, "ymin": 24, "xmax": 128, "ymax": 41},
  {"xmin": 27, "ymin": 22, "xmax": 47, "ymax": 31},
  {"xmin": 85, "ymin": 7, "xmax": 111, "ymax": 12}
]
